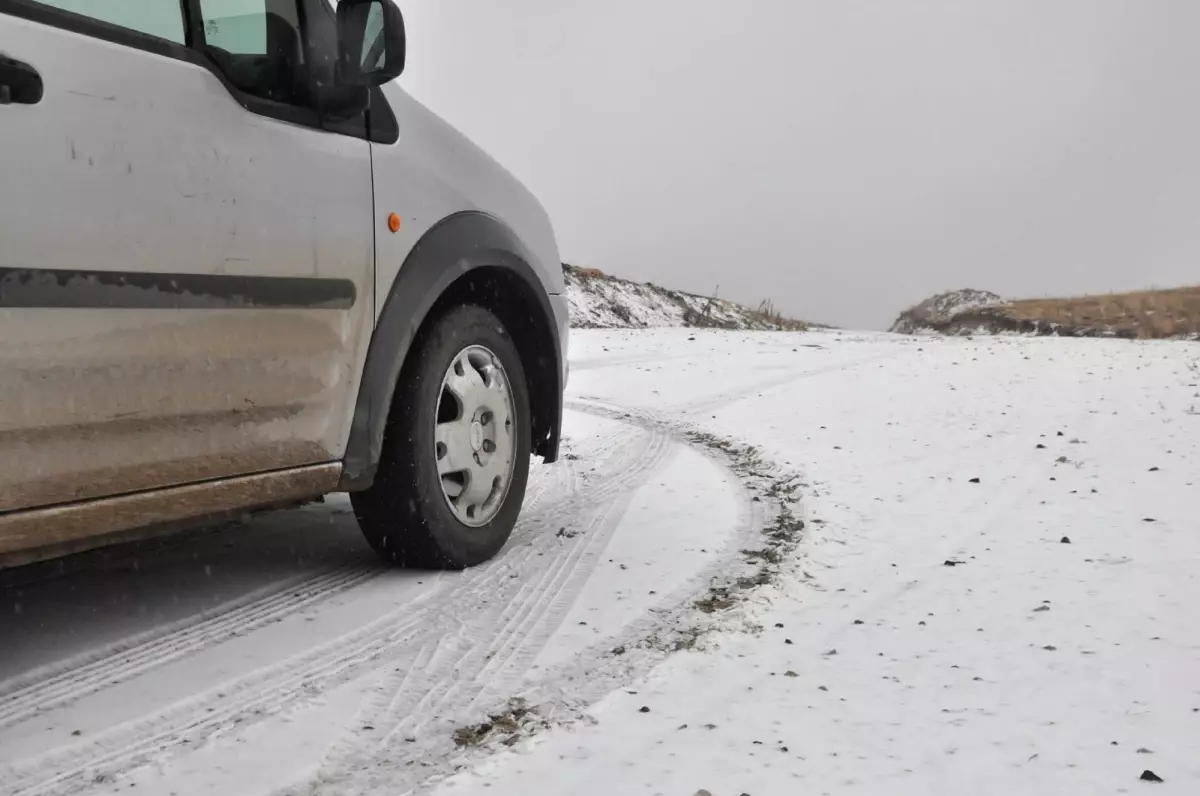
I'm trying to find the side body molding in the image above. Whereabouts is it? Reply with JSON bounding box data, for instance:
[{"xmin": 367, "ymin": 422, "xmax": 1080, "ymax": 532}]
[{"xmin": 338, "ymin": 211, "xmax": 564, "ymax": 490}]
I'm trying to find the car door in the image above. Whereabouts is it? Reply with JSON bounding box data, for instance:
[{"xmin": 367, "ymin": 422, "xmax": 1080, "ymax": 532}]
[{"xmin": 0, "ymin": 0, "xmax": 375, "ymax": 519}]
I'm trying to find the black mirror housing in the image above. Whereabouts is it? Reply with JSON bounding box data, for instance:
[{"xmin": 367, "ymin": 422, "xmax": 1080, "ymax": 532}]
[{"xmin": 337, "ymin": 0, "xmax": 406, "ymax": 87}]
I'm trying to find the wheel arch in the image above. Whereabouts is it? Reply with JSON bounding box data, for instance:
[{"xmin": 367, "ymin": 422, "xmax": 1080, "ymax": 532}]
[{"xmin": 338, "ymin": 211, "xmax": 564, "ymax": 491}]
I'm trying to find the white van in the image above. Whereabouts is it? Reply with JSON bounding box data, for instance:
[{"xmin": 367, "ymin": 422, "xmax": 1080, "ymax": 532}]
[{"xmin": 0, "ymin": 0, "xmax": 569, "ymax": 569}]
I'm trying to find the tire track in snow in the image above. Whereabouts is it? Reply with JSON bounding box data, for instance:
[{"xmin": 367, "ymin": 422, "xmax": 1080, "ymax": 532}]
[
  {"xmin": 298, "ymin": 419, "xmax": 675, "ymax": 794},
  {"xmin": 507, "ymin": 398, "xmax": 775, "ymax": 711},
  {"xmin": 0, "ymin": 444, "xmax": 581, "ymax": 735},
  {"xmin": 295, "ymin": 401, "xmax": 781, "ymax": 796},
  {"xmin": 680, "ymin": 350, "xmax": 908, "ymax": 417},
  {"xmin": 0, "ymin": 417, "xmax": 657, "ymax": 796},
  {"xmin": 0, "ymin": 562, "xmax": 385, "ymax": 730},
  {"xmin": 572, "ymin": 350, "xmax": 909, "ymax": 422}
]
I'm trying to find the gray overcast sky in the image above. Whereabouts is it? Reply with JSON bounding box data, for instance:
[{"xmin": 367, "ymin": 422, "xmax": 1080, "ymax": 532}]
[{"xmin": 398, "ymin": 0, "xmax": 1200, "ymax": 329}]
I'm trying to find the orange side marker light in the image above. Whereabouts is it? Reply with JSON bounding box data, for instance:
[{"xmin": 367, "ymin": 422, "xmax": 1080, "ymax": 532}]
[{"xmin": 387, "ymin": 212, "xmax": 401, "ymax": 233}]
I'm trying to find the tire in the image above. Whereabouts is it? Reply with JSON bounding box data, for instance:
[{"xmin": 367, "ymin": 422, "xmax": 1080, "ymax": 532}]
[{"xmin": 351, "ymin": 305, "xmax": 532, "ymax": 569}]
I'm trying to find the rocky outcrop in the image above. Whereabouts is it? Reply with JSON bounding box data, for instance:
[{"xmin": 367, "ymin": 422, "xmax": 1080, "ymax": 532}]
[{"xmin": 889, "ymin": 289, "xmax": 1004, "ymax": 334}]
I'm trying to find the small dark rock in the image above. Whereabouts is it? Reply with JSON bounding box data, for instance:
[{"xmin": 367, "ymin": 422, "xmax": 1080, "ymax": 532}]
[
  {"xmin": 775, "ymin": 622, "xmax": 784, "ymax": 628},
  {"xmin": 944, "ymin": 559, "xmax": 964, "ymax": 567},
  {"xmin": 638, "ymin": 706, "xmax": 650, "ymax": 713},
  {"xmin": 853, "ymin": 619, "xmax": 864, "ymax": 625},
  {"xmin": 1043, "ymin": 645, "xmax": 1057, "ymax": 651},
  {"xmin": 1139, "ymin": 770, "xmax": 1163, "ymax": 782},
  {"xmin": 968, "ymin": 477, "xmax": 981, "ymax": 484},
  {"xmin": 1037, "ymin": 443, "xmax": 1046, "ymax": 449},
  {"xmin": 919, "ymin": 620, "xmax": 926, "ymax": 625},
  {"xmin": 780, "ymin": 746, "xmax": 789, "ymax": 752},
  {"xmin": 71, "ymin": 730, "xmax": 82, "ymax": 737},
  {"xmin": 612, "ymin": 645, "xmax": 626, "ymax": 656},
  {"xmin": 785, "ymin": 639, "xmax": 793, "ymax": 645},
  {"xmin": 1061, "ymin": 536, "xmax": 1071, "ymax": 544},
  {"xmin": 818, "ymin": 685, "xmax": 828, "ymax": 691},
  {"xmin": 1143, "ymin": 518, "xmax": 1157, "ymax": 523},
  {"xmin": 1137, "ymin": 748, "xmax": 1153, "ymax": 754},
  {"xmin": 1149, "ymin": 467, "xmax": 1159, "ymax": 472},
  {"xmin": 1057, "ymin": 431, "xmax": 1064, "ymax": 437}
]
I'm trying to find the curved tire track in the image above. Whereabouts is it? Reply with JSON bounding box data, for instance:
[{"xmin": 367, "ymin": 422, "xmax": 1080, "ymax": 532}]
[
  {"xmin": 0, "ymin": 562, "xmax": 384, "ymax": 731},
  {"xmin": 297, "ymin": 417, "xmax": 676, "ymax": 794},
  {"xmin": 0, "ymin": 439, "xmax": 586, "ymax": 736},
  {"xmin": 0, "ymin": 414, "xmax": 665, "ymax": 796},
  {"xmin": 296, "ymin": 401, "xmax": 779, "ymax": 796}
]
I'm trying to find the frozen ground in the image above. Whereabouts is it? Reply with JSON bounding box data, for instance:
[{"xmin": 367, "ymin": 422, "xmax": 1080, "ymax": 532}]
[{"xmin": 1, "ymin": 329, "xmax": 1197, "ymax": 796}]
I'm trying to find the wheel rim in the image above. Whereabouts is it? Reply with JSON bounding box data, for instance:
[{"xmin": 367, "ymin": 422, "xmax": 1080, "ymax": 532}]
[{"xmin": 434, "ymin": 344, "xmax": 517, "ymax": 527}]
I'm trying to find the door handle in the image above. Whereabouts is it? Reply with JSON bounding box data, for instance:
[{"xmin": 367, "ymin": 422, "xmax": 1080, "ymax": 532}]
[{"xmin": 0, "ymin": 54, "xmax": 43, "ymax": 105}]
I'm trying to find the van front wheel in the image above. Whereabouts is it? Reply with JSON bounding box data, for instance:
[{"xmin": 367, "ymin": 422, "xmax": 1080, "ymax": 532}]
[{"xmin": 351, "ymin": 305, "xmax": 531, "ymax": 569}]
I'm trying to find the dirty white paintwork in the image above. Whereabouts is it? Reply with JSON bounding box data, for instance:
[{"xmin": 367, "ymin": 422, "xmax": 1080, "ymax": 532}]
[
  {"xmin": 0, "ymin": 3, "xmax": 567, "ymax": 543},
  {"xmin": 373, "ymin": 82, "xmax": 567, "ymax": 315},
  {"xmin": 0, "ymin": 17, "xmax": 375, "ymax": 510}
]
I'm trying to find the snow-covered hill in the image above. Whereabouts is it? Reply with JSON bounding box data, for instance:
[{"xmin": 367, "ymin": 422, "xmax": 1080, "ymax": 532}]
[
  {"xmin": 890, "ymin": 288, "xmax": 1005, "ymax": 334},
  {"xmin": 563, "ymin": 264, "xmax": 809, "ymax": 331}
]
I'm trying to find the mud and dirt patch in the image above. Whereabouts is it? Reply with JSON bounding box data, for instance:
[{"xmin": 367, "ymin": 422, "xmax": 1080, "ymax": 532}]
[{"xmin": 452, "ymin": 698, "xmax": 546, "ymax": 749}]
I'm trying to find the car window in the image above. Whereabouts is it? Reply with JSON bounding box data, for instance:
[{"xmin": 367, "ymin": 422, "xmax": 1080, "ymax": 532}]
[
  {"xmin": 198, "ymin": 0, "xmax": 308, "ymax": 106},
  {"xmin": 360, "ymin": 2, "xmax": 385, "ymax": 70},
  {"xmin": 323, "ymin": 0, "xmax": 386, "ymax": 72},
  {"xmin": 31, "ymin": 0, "xmax": 186, "ymax": 43}
]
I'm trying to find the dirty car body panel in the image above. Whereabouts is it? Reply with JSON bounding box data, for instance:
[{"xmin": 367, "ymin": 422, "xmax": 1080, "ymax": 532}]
[{"xmin": 0, "ymin": 0, "xmax": 566, "ymax": 567}]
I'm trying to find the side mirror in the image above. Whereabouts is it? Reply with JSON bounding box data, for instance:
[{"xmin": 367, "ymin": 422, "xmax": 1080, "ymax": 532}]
[{"xmin": 337, "ymin": 0, "xmax": 406, "ymax": 87}]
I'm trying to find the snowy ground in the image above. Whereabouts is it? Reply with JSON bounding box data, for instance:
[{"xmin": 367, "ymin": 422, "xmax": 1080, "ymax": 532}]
[{"xmin": 1, "ymin": 329, "xmax": 1197, "ymax": 796}]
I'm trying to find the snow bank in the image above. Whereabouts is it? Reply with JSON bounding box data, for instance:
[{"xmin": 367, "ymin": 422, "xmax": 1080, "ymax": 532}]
[{"xmin": 563, "ymin": 264, "xmax": 809, "ymax": 331}]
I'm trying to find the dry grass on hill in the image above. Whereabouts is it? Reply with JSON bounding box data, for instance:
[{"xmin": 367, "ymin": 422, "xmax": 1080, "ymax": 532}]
[{"xmin": 1003, "ymin": 286, "xmax": 1200, "ymax": 339}]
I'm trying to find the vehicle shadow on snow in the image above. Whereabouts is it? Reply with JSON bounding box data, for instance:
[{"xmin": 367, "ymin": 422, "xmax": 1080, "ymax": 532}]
[{"xmin": 0, "ymin": 497, "xmax": 379, "ymax": 683}]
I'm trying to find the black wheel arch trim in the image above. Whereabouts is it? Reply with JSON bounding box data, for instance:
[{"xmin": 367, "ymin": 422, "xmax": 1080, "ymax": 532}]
[{"xmin": 338, "ymin": 211, "xmax": 564, "ymax": 491}]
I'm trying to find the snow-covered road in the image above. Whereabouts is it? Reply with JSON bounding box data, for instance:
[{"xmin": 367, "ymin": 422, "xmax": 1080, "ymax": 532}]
[{"xmin": 1, "ymin": 329, "xmax": 1197, "ymax": 795}]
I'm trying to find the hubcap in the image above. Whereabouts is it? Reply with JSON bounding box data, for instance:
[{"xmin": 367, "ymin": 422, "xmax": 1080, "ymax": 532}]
[{"xmin": 434, "ymin": 345, "xmax": 516, "ymax": 527}]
